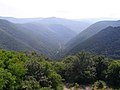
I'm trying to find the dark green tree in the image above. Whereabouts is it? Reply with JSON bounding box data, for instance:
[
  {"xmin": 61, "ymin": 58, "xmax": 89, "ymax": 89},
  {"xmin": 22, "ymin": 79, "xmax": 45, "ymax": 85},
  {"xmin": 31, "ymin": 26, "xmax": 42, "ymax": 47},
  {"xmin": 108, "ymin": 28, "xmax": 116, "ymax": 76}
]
[{"xmin": 106, "ymin": 60, "xmax": 120, "ymax": 88}]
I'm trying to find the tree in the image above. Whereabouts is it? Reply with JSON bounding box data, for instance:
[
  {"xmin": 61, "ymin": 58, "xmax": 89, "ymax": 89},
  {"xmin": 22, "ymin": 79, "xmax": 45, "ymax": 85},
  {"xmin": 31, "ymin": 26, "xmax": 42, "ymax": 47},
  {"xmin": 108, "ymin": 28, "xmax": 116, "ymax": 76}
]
[
  {"xmin": 107, "ymin": 60, "xmax": 120, "ymax": 88},
  {"xmin": 62, "ymin": 52, "xmax": 96, "ymax": 84},
  {"xmin": 93, "ymin": 56, "xmax": 110, "ymax": 81},
  {"xmin": 0, "ymin": 68, "xmax": 16, "ymax": 90},
  {"xmin": 21, "ymin": 76, "xmax": 41, "ymax": 90},
  {"xmin": 25, "ymin": 53, "xmax": 63, "ymax": 90},
  {"xmin": 0, "ymin": 50, "xmax": 27, "ymax": 90}
]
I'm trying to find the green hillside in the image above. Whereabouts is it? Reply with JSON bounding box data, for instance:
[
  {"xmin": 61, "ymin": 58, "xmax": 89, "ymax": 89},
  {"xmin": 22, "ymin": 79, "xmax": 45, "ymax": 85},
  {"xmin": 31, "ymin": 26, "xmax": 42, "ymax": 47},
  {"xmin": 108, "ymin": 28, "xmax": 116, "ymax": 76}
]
[
  {"xmin": 65, "ymin": 20, "xmax": 120, "ymax": 52},
  {"xmin": 0, "ymin": 19, "xmax": 77, "ymax": 58},
  {"xmin": 69, "ymin": 26, "xmax": 120, "ymax": 59}
]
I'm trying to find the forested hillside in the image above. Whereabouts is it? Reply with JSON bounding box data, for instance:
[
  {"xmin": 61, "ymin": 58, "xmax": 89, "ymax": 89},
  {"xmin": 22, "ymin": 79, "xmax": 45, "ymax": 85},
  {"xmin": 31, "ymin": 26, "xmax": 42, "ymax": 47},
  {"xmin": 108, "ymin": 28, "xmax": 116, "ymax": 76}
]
[
  {"xmin": 68, "ymin": 26, "xmax": 120, "ymax": 59},
  {"xmin": 0, "ymin": 19, "xmax": 33, "ymax": 51},
  {"xmin": 1, "ymin": 18, "xmax": 120, "ymax": 59},
  {"xmin": 65, "ymin": 20, "xmax": 120, "ymax": 52},
  {"xmin": 0, "ymin": 19, "xmax": 77, "ymax": 58},
  {"xmin": 0, "ymin": 50, "xmax": 120, "ymax": 90},
  {"xmin": 0, "ymin": 17, "xmax": 120, "ymax": 90},
  {"xmin": 0, "ymin": 0, "xmax": 120, "ymax": 89}
]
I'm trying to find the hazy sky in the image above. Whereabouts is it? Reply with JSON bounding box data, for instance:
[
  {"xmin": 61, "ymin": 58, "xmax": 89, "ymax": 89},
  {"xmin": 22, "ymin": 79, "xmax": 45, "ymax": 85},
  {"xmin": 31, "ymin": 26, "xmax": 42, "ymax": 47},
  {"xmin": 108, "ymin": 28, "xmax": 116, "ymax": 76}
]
[{"xmin": 0, "ymin": 0, "xmax": 120, "ymax": 19}]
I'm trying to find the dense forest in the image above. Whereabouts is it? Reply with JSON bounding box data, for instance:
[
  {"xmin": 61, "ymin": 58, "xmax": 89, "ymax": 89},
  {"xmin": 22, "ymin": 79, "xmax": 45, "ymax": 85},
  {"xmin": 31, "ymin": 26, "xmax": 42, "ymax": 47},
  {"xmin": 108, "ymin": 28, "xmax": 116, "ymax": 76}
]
[
  {"xmin": 0, "ymin": 17, "xmax": 120, "ymax": 90},
  {"xmin": 0, "ymin": 50, "xmax": 120, "ymax": 90},
  {"xmin": 0, "ymin": 0, "xmax": 120, "ymax": 89}
]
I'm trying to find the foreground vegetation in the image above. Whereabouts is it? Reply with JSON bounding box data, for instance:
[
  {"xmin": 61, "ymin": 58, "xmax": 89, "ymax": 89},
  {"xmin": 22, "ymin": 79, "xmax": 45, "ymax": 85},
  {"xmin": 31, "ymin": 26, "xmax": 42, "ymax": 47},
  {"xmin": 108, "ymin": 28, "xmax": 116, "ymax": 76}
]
[{"xmin": 0, "ymin": 50, "xmax": 120, "ymax": 90}]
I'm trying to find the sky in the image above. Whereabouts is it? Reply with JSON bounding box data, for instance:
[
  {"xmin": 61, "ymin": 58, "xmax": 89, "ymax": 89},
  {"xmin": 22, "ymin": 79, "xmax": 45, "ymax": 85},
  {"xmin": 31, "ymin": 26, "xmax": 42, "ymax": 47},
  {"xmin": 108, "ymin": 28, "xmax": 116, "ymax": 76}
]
[{"xmin": 0, "ymin": 0, "xmax": 120, "ymax": 19}]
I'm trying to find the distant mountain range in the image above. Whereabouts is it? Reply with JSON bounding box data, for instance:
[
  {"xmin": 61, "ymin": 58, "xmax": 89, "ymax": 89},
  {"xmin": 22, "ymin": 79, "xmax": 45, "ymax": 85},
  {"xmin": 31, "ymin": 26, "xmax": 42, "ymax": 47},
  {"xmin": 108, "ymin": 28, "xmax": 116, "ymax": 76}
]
[
  {"xmin": 0, "ymin": 17, "xmax": 91, "ymax": 33},
  {"xmin": 0, "ymin": 17, "xmax": 91, "ymax": 58},
  {"xmin": 1, "ymin": 16, "xmax": 120, "ymax": 59},
  {"xmin": 0, "ymin": 19, "xmax": 75, "ymax": 58},
  {"xmin": 0, "ymin": 16, "xmax": 43, "ymax": 23}
]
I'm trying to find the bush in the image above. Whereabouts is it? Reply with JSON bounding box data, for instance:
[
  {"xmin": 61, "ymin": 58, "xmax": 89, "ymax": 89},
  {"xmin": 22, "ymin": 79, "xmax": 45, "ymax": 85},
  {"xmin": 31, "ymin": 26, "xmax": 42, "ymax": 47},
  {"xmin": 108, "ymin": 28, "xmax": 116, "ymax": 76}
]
[
  {"xmin": 74, "ymin": 83, "xmax": 79, "ymax": 88},
  {"xmin": 93, "ymin": 80, "xmax": 106, "ymax": 89},
  {"xmin": 21, "ymin": 76, "xmax": 41, "ymax": 90},
  {"xmin": 107, "ymin": 60, "xmax": 120, "ymax": 88},
  {"xmin": 40, "ymin": 87, "xmax": 52, "ymax": 90}
]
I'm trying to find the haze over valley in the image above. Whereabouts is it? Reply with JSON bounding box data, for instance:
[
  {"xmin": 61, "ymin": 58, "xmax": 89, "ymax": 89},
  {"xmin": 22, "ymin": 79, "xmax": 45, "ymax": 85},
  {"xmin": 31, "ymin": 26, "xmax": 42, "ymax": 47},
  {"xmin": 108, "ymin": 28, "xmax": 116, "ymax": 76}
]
[
  {"xmin": 0, "ymin": 0, "xmax": 120, "ymax": 89},
  {"xmin": 1, "ymin": 16, "xmax": 120, "ymax": 59}
]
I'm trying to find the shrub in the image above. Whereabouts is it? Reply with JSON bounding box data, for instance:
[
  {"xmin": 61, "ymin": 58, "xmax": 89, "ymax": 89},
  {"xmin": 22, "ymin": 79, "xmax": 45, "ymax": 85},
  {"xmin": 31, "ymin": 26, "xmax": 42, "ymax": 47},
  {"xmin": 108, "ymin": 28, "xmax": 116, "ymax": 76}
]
[
  {"xmin": 74, "ymin": 83, "xmax": 79, "ymax": 88},
  {"xmin": 40, "ymin": 87, "xmax": 52, "ymax": 90},
  {"xmin": 93, "ymin": 80, "xmax": 106, "ymax": 89}
]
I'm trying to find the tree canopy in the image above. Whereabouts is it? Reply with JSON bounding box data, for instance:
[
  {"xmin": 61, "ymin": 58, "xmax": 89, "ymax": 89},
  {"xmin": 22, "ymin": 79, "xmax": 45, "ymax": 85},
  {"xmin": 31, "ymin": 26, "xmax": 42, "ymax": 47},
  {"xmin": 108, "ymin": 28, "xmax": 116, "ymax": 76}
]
[{"xmin": 0, "ymin": 50, "xmax": 120, "ymax": 89}]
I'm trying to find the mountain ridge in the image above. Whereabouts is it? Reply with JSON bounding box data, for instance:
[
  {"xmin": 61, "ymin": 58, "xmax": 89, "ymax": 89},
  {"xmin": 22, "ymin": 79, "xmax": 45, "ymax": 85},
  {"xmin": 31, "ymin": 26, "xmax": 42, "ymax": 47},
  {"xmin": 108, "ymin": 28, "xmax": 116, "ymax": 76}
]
[
  {"xmin": 69, "ymin": 26, "xmax": 120, "ymax": 59},
  {"xmin": 0, "ymin": 19, "xmax": 77, "ymax": 58},
  {"xmin": 65, "ymin": 20, "xmax": 120, "ymax": 53}
]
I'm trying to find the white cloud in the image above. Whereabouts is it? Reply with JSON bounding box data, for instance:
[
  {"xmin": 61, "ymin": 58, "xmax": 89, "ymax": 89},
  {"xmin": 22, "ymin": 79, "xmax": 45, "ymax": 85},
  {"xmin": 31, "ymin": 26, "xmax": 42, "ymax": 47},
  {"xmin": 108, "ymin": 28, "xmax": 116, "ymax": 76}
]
[{"xmin": 0, "ymin": 0, "xmax": 120, "ymax": 19}]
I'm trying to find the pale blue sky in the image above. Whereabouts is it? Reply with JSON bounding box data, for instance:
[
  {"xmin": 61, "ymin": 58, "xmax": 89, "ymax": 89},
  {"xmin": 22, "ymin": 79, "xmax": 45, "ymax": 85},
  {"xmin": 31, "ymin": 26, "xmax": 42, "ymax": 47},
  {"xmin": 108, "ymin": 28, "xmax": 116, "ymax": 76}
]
[{"xmin": 0, "ymin": 0, "xmax": 120, "ymax": 19}]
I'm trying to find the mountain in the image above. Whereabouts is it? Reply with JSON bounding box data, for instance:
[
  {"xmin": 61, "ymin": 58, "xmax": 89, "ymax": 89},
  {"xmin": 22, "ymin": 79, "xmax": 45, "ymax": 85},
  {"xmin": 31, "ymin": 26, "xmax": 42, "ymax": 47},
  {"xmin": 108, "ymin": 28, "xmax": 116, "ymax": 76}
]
[
  {"xmin": 69, "ymin": 26, "xmax": 120, "ymax": 59},
  {"xmin": 0, "ymin": 16, "xmax": 91, "ymax": 33},
  {"xmin": 0, "ymin": 19, "xmax": 59, "ymax": 57},
  {"xmin": 19, "ymin": 23, "xmax": 76, "ymax": 56},
  {"xmin": 33, "ymin": 17, "xmax": 91, "ymax": 33},
  {"xmin": 0, "ymin": 19, "xmax": 33, "ymax": 51},
  {"xmin": 77, "ymin": 17, "xmax": 119, "ymax": 23},
  {"xmin": 0, "ymin": 19, "xmax": 77, "ymax": 58},
  {"xmin": 21, "ymin": 23, "xmax": 76, "ymax": 43},
  {"xmin": 45, "ymin": 24, "xmax": 76, "ymax": 43},
  {"xmin": 65, "ymin": 20, "xmax": 120, "ymax": 52},
  {"xmin": 0, "ymin": 16, "xmax": 43, "ymax": 23}
]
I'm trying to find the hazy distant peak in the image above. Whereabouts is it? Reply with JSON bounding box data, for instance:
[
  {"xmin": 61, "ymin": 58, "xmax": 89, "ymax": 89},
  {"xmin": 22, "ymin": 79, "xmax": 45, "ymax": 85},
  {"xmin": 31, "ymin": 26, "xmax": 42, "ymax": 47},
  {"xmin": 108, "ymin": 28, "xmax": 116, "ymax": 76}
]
[
  {"xmin": 40, "ymin": 17, "xmax": 67, "ymax": 21},
  {"xmin": 44, "ymin": 17, "xmax": 58, "ymax": 19},
  {"xmin": 0, "ymin": 19, "xmax": 13, "ymax": 24},
  {"xmin": 0, "ymin": 19, "xmax": 10, "ymax": 22}
]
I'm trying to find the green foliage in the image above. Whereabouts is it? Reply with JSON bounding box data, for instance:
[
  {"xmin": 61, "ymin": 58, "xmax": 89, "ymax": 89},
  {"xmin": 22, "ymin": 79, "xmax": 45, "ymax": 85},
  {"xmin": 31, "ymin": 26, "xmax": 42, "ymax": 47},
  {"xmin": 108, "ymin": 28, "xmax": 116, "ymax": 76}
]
[
  {"xmin": 106, "ymin": 60, "xmax": 120, "ymax": 88},
  {"xmin": 21, "ymin": 76, "xmax": 41, "ymax": 90},
  {"xmin": 62, "ymin": 52, "xmax": 96, "ymax": 84},
  {"xmin": 40, "ymin": 87, "xmax": 52, "ymax": 90},
  {"xmin": 93, "ymin": 56, "xmax": 110, "ymax": 81},
  {"xmin": 0, "ymin": 50, "xmax": 120, "ymax": 89},
  {"xmin": 74, "ymin": 83, "xmax": 79, "ymax": 88},
  {"xmin": 0, "ymin": 68, "xmax": 16, "ymax": 90},
  {"xmin": 25, "ymin": 52, "xmax": 63, "ymax": 90},
  {"xmin": 93, "ymin": 80, "xmax": 106, "ymax": 89},
  {"xmin": 59, "ymin": 52, "xmax": 120, "ymax": 88},
  {"xmin": 0, "ymin": 50, "xmax": 63, "ymax": 90},
  {"xmin": 0, "ymin": 50, "xmax": 27, "ymax": 90},
  {"xmin": 48, "ymin": 72, "xmax": 63, "ymax": 89},
  {"xmin": 52, "ymin": 61, "xmax": 65, "ymax": 78}
]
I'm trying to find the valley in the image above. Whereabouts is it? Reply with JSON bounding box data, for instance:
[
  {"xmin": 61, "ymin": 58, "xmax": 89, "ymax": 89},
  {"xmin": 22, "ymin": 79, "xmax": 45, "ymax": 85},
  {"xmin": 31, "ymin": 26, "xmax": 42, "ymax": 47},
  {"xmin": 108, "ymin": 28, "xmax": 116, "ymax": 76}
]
[
  {"xmin": 0, "ymin": 17, "xmax": 91, "ymax": 58},
  {"xmin": 1, "ymin": 17, "xmax": 120, "ymax": 59},
  {"xmin": 0, "ymin": 0, "xmax": 120, "ymax": 89},
  {"xmin": 0, "ymin": 17, "xmax": 120, "ymax": 90}
]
